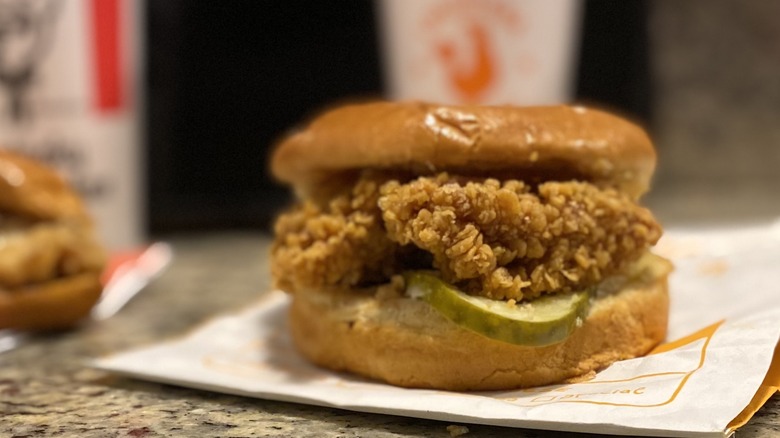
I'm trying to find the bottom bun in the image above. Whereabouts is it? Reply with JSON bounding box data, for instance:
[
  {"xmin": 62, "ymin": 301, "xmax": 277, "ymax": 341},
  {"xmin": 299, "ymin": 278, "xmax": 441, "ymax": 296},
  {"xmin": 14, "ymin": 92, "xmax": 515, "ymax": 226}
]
[
  {"xmin": 289, "ymin": 254, "xmax": 672, "ymax": 391},
  {"xmin": 0, "ymin": 272, "xmax": 103, "ymax": 330}
]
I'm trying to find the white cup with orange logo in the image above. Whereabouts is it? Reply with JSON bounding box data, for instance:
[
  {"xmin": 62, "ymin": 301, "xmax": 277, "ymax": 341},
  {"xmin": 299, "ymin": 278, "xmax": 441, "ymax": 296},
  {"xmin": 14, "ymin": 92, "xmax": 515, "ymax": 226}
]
[{"xmin": 379, "ymin": 0, "xmax": 581, "ymax": 105}]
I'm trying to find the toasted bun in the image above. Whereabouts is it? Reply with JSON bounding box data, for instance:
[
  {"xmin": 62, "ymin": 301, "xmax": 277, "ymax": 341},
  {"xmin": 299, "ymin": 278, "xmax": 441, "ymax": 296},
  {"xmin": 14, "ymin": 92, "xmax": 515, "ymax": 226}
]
[
  {"xmin": 289, "ymin": 254, "xmax": 671, "ymax": 391},
  {"xmin": 0, "ymin": 150, "xmax": 89, "ymax": 221},
  {"xmin": 0, "ymin": 272, "xmax": 103, "ymax": 330},
  {"xmin": 272, "ymin": 102, "xmax": 656, "ymax": 199}
]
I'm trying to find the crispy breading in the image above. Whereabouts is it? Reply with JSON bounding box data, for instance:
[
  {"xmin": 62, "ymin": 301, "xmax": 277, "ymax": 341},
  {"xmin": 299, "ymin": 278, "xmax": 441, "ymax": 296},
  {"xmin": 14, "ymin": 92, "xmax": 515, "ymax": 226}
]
[
  {"xmin": 379, "ymin": 174, "xmax": 661, "ymax": 300},
  {"xmin": 0, "ymin": 220, "xmax": 106, "ymax": 289},
  {"xmin": 271, "ymin": 177, "xmax": 399, "ymax": 293},
  {"xmin": 271, "ymin": 172, "xmax": 661, "ymax": 300}
]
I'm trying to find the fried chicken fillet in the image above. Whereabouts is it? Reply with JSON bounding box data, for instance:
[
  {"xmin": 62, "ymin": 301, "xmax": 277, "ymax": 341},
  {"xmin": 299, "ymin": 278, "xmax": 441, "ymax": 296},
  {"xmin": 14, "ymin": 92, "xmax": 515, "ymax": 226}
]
[
  {"xmin": 270, "ymin": 102, "xmax": 671, "ymax": 390},
  {"xmin": 274, "ymin": 173, "xmax": 660, "ymax": 301}
]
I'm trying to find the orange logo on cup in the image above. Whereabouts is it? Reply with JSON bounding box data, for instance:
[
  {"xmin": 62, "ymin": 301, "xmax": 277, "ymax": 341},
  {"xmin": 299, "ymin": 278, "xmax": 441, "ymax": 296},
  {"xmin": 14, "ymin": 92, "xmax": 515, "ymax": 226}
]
[
  {"xmin": 415, "ymin": 0, "xmax": 526, "ymax": 104},
  {"xmin": 435, "ymin": 22, "xmax": 496, "ymax": 103}
]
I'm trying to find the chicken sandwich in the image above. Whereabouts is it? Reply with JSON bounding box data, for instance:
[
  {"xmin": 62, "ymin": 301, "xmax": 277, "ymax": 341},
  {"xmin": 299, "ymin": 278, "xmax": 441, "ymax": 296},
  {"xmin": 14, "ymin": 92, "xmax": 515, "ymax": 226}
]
[
  {"xmin": 270, "ymin": 102, "xmax": 671, "ymax": 390},
  {"xmin": 0, "ymin": 151, "xmax": 105, "ymax": 330}
]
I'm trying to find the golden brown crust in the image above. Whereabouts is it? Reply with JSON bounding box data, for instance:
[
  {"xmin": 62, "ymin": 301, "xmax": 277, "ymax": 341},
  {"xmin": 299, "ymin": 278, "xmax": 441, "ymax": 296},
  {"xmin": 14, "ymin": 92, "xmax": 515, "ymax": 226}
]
[
  {"xmin": 0, "ymin": 150, "xmax": 88, "ymax": 220},
  {"xmin": 272, "ymin": 102, "xmax": 656, "ymax": 199},
  {"xmin": 378, "ymin": 175, "xmax": 662, "ymax": 300},
  {"xmin": 0, "ymin": 220, "xmax": 106, "ymax": 288},
  {"xmin": 0, "ymin": 271, "xmax": 103, "ymax": 330},
  {"xmin": 289, "ymin": 255, "xmax": 671, "ymax": 391}
]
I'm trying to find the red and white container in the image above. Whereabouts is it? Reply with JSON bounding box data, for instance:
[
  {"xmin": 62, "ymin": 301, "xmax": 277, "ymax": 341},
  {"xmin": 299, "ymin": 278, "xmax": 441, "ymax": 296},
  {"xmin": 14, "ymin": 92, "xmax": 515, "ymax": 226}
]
[{"xmin": 0, "ymin": 0, "xmax": 143, "ymax": 249}]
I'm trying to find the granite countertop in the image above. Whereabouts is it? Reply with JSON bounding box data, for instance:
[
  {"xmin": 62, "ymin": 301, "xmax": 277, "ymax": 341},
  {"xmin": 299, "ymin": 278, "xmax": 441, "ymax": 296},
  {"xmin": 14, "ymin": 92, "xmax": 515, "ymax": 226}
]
[{"xmin": 2, "ymin": 232, "xmax": 778, "ymax": 438}]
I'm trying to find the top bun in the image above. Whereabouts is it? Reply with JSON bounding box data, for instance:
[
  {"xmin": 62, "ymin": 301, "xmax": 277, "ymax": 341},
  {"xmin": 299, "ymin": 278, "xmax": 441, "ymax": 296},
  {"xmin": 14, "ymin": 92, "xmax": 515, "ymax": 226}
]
[
  {"xmin": 0, "ymin": 150, "xmax": 89, "ymax": 221},
  {"xmin": 272, "ymin": 101, "xmax": 656, "ymax": 199}
]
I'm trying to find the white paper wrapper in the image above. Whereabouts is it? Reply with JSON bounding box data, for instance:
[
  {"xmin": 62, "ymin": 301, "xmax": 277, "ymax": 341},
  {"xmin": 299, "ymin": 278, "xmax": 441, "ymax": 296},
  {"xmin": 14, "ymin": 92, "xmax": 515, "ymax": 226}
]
[{"xmin": 94, "ymin": 223, "xmax": 780, "ymax": 437}]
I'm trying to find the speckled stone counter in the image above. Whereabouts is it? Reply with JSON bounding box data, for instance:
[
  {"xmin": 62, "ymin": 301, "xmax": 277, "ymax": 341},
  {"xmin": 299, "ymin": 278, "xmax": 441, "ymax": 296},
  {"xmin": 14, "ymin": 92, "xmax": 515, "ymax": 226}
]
[{"xmin": 2, "ymin": 233, "xmax": 778, "ymax": 437}]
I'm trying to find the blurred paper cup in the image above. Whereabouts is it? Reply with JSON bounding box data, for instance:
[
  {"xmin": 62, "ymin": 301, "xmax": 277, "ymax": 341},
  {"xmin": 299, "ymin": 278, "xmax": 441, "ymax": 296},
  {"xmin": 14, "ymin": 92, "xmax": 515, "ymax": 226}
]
[
  {"xmin": 379, "ymin": 0, "xmax": 581, "ymax": 105},
  {"xmin": 0, "ymin": 0, "xmax": 144, "ymax": 249}
]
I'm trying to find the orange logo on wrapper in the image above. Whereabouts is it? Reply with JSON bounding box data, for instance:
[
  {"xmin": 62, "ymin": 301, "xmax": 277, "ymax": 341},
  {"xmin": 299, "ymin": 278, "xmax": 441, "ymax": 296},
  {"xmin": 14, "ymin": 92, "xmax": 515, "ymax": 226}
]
[{"xmin": 421, "ymin": 0, "xmax": 528, "ymax": 104}]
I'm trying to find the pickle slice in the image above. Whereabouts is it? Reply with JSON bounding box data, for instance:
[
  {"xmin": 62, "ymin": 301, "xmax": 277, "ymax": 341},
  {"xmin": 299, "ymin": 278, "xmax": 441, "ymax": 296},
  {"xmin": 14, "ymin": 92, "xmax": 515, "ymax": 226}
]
[{"xmin": 405, "ymin": 272, "xmax": 591, "ymax": 347}]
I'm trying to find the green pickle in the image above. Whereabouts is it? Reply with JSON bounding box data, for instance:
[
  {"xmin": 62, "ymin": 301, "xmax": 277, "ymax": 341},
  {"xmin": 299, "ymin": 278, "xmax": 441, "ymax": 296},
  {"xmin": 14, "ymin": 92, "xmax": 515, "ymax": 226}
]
[{"xmin": 404, "ymin": 272, "xmax": 591, "ymax": 347}]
